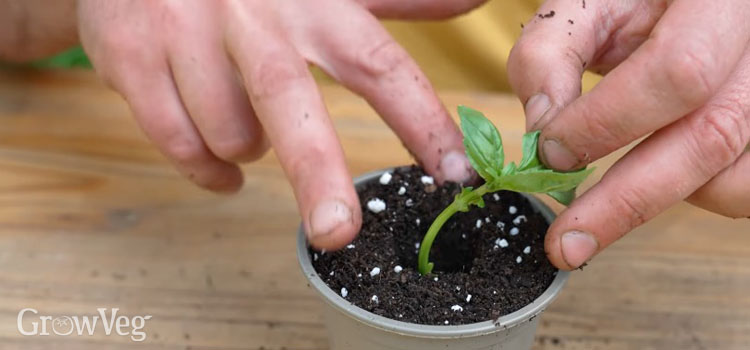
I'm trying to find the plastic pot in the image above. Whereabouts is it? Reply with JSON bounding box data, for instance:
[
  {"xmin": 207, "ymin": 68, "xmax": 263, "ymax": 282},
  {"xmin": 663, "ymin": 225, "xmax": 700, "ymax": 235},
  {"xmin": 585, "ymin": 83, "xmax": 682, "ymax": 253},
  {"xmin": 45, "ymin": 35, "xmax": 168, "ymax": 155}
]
[{"xmin": 297, "ymin": 168, "xmax": 569, "ymax": 350}]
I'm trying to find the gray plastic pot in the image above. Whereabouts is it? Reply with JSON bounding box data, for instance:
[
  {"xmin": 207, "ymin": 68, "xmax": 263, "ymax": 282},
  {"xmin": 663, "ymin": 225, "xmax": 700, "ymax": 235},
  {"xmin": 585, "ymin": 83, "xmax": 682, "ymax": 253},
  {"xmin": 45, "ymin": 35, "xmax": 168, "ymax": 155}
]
[{"xmin": 297, "ymin": 168, "xmax": 569, "ymax": 350}]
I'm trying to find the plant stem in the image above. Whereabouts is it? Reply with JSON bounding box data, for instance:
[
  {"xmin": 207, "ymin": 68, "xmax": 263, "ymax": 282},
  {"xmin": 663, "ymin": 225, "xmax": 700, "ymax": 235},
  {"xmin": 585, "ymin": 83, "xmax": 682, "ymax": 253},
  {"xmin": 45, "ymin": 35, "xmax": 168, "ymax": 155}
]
[{"xmin": 417, "ymin": 183, "xmax": 489, "ymax": 275}]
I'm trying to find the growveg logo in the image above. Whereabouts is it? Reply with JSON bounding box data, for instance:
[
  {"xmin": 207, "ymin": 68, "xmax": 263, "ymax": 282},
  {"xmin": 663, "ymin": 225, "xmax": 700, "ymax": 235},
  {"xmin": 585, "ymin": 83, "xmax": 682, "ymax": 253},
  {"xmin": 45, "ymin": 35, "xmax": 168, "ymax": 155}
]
[{"xmin": 17, "ymin": 308, "xmax": 152, "ymax": 342}]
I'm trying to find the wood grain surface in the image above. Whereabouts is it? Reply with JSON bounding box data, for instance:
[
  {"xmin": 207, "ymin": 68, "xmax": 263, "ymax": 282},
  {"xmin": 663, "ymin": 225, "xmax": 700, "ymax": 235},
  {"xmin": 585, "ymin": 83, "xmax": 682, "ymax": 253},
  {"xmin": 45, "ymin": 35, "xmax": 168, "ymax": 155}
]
[{"xmin": 0, "ymin": 69, "xmax": 748, "ymax": 350}]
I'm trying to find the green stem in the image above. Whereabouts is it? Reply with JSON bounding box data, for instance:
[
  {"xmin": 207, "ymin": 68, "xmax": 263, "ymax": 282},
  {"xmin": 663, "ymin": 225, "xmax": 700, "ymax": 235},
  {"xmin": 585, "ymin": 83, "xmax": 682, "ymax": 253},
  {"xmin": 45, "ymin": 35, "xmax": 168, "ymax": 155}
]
[{"xmin": 417, "ymin": 184, "xmax": 489, "ymax": 275}]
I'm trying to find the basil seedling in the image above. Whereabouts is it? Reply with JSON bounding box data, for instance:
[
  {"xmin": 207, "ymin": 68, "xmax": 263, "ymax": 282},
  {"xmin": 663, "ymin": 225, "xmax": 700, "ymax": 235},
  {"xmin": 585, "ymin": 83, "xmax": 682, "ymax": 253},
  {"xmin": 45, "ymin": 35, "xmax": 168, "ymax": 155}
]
[{"xmin": 417, "ymin": 106, "xmax": 594, "ymax": 275}]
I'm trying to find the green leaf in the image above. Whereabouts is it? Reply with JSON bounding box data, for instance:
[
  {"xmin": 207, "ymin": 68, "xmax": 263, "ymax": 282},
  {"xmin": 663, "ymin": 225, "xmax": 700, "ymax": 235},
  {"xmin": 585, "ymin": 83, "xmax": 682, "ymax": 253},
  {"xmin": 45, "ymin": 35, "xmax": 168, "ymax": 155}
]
[
  {"xmin": 547, "ymin": 189, "xmax": 576, "ymax": 206},
  {"xmin": 491, "ymin": 167, "xmax": 594, "ymax": 194},
  {"xmin": 518, "ymin": 131, "xmax": 541, "ymax": 170},
  {"xmin": 458, "ymin": 106, "xmax": 504, "ymax": 182},
  {"xmin": 501, "ymin": 162, "xmax": 517, "ymax": 176}
]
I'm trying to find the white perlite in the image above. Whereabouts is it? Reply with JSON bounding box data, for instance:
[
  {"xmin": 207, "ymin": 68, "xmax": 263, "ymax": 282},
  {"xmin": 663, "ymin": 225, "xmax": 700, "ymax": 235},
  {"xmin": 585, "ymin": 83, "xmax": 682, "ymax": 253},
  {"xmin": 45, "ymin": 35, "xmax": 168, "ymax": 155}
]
[
  {"xmin": 496, "ymin": 221, "xmax": 506, "ymax": 231},
  {"xmin": 357, "ymin": 273, "xmax": 362, "ymax": 278},
  {"xmin": 516, "ymin": 256, "xmax": 523, "ymax": 264},
  {"xmin": 466, "ymin": 294, "xmax": 472, "ymax": 302},
  {"xmin": 371, "ymin": 295, "xmax": 379, "ymax": 303},
  {"xmin": 509, "ymin": 206, "xmax": 518, "ymax": 214},
  {"xmin": 330, "ymin": 271, "xmax": 335, "ymax": 276},
  {"xmin": 513, "ymin": 215, "xmax": 527, "ymax": 225},
  {"xmin": 451, "ymin": 305, "xmax": 464, "ymax": 312},
  {"xmin": 415, "ymin": 242, "xmax": 421, "ymax": 249},
  {"xmin": 495, "ymin": 238, "xmax": 509, "ymax": 248},
  {"xmin": 313, "ymin": 253, "xmax": 318, "ymax": 261},
  {"xmin": 493, "ymin": 193, "xmax": 500, "ymax": 201},
  {"xmin": 444, "ymin": 320, "xmax": 449, "ymax": 325},
  {"xmin": 379, "ymin": 172, "xmax": 392, "ymax": 185},
  {"xmin": 367, "ymin": 198, "xmax": 386, "ymax": 213},
  {"xmin": 434, "ymin": 277, "xmax": 439, "ymax": 282},
  {"xmin": 341, "ymin": 288, "xmax": 348, "ymax": 298},
  {"xmin": 510, "ymin": 227, "xmax": 520, "ymax": 236},
  {"xmin": 405, "ymin": 198, "xmax": 414, "ymax": 207},
  {"xmin": 398, "ymin": 186, "xmax": 406, "ymax": 195},
  {"xmin": 346, "ymin": 244, "xmax": 355, "ymax": 249},
  {"xmin": 393, "ymin": 265, "xmax": 403, "ymax": 273},
  {"xmin": 475, "ymin": 219, "xmax": 483, "ymax": 229},
  {"xmin": 370, "ymin": 267, "xmax": 381, "ymax": 277},
  {"xmin": 416, "ymin": 218, "xmax": 421, "ymax": 225},
  {"xmin": 523, "ymin": 246, "xmax": 531, "ymax": 254},
  {"xmin": 420, "ymin": 176, "xmax": 434, "ymax": 185}
]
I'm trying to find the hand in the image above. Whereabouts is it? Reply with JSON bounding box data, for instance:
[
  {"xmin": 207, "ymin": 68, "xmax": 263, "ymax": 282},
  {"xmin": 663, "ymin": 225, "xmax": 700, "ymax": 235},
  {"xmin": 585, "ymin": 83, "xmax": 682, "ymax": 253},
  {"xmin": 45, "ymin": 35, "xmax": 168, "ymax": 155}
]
[
  {"xmin": 508, "ymin": 0, "xmax": 750, "ymax": 270},
  {"xmin": 77, "ymin": 0, "xmax": 484, "ymax": 250}
]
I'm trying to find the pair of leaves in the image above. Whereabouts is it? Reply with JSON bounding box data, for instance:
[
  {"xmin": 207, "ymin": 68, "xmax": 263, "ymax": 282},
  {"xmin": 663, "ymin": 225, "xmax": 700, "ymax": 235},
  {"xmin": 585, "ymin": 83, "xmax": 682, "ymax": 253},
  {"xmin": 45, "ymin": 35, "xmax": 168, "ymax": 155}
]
[{"xmin": 458, "ymin": 105, "xmax": 593, "ymax": 206}]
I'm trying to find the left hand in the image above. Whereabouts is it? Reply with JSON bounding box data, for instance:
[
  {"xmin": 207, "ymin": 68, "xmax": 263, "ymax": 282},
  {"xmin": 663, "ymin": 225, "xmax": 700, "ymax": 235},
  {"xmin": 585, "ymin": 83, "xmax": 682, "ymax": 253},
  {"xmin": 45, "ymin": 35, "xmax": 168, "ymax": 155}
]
[{"xmin": 507, "ymin": 0, "xmax": 750, "ymax": 270}]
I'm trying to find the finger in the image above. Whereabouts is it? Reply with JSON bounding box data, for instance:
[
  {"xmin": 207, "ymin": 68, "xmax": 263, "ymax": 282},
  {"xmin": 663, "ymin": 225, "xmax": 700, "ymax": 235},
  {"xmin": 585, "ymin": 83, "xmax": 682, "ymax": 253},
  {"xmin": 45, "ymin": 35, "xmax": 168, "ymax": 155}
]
[
  {"xmin": 687, "ymin": 150, "xmax": 750, "ymax": 218},
  {"xmin": 166, "ymin": 12, "xmax": 269, "ymax": 163},
  {"xmin": 507, "ymin": 0, "xmax": 665, "ymax": 131},
  {"xmin": 295, "ymin": 0, "xmax": 473, "ymax": 184},
  {"xmin": 537, "ymin": 0, "xmax": 750, "ymax": 171},
  {"xmin": 112, "ymin": 62, "xmax": 244, "ymax": 192},
  {"xmin": 356, "ymin": 0, "xmax": 487, "ymax": 19},
  {"xmin": 226, "ymin": 10, "xmax": 360, "ymax": 250},
  {"xmin": 544, "ymin": 55, "xmax": 750, "ymax": 270}
]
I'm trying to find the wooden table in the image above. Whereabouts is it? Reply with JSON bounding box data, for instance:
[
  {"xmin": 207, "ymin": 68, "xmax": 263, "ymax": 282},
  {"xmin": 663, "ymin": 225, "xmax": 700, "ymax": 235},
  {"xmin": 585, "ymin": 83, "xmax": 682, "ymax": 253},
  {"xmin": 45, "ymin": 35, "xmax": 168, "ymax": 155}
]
[{"xmin": 0, "ymin": 69, "xmax": 748, "ymax": 350}]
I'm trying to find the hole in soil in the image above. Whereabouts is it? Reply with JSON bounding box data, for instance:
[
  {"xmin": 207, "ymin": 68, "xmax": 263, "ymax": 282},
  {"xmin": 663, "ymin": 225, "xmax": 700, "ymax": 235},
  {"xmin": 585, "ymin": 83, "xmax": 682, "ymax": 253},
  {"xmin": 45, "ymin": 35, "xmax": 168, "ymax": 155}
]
[{"xmin": 394, "ymin": 215, "xmax": 476, "ymax": 273}]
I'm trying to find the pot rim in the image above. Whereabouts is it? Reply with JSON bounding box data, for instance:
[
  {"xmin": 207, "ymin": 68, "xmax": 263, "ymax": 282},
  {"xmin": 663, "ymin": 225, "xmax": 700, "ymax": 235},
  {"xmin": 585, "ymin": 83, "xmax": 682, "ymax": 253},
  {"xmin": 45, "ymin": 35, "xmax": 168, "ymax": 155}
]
[{"xmin": 297, "ymin": 167, "xmax": 569, "ymax": 339}]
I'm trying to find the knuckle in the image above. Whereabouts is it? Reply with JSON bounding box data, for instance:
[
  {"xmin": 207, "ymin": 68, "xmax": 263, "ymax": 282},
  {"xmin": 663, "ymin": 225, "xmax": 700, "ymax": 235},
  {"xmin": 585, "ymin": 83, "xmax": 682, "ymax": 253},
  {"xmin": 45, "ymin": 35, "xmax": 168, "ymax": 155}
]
[
  {"xmin": 612, "ymin": 186, "xmax": 654, "ymax": 234},
  {"xmin": 508, "ymin": 38, "xmax": 537, "ymax": 70},
  {"xmin": 248, "ymin": 53, "xmax": 308, "ymax": 98},
  {"xmin": 94, "ymin": 34, "xmax": 159, "ymax": 90},
  {"xmin": 354, "ymin": 39, "xmax": 410, "ymax": 77},
  {"xmin": 690, "ymin": 102, "xmax": 748, "ymax": 169},
  {"xmin": 101, "ymin": 29, "xmax": 146, "ymax": 63},
  {"xmin": 661, "ymin": 43, "xmax": 718, "ymax": 109}
]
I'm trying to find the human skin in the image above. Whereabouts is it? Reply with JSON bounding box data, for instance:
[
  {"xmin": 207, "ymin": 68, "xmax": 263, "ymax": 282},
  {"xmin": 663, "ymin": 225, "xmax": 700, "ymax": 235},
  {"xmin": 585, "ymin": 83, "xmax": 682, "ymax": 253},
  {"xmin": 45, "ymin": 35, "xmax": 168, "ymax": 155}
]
[
  {"xmin": 0, "ymin": 0, "xmax": 486, "ymax": 251},
  {"xmin": 508, "ymin": 0, "xmax": 750, "ymax": 270}
]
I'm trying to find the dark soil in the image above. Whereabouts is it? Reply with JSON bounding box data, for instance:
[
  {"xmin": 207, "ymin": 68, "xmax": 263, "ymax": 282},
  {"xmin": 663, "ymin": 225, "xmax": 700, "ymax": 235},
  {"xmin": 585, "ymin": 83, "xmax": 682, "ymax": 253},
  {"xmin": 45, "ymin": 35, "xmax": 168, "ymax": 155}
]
[{"xmin": 310, "ymin": 166, "xmax": 557, "ymax": 325}]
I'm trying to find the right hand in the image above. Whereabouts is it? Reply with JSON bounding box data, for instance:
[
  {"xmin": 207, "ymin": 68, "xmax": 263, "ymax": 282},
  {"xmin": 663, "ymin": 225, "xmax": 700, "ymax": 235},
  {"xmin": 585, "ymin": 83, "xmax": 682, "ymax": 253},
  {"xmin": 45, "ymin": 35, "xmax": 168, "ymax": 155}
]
[
  {"xmin": 76, "ymin": 0, "xmax": 485, "ymax": 250},
  {"xmin": 507, "ymin": 0, "xmax": 750, "ymax": 270}
]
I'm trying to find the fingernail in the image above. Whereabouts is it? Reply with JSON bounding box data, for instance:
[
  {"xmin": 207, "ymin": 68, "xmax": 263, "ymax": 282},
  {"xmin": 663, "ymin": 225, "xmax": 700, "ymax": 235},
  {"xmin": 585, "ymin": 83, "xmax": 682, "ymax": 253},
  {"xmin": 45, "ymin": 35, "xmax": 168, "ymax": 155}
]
[
  {"xmin": 561, "ymin": 231, "xmax": 599, "ymax": 268},
  {"xmin": 440, "ymin": 151, "xmax": 473, "ymax": 183},
  {"xmin": 309, "ymin": 199, "xmax": 352, "ymax": 241},
  {"xmin": 542, "ymin": 139, "xmax": 579, "ymax": 170},
  {"xmin": 524, "ymin": 94, "xmax": 551, "ymax": 131}
]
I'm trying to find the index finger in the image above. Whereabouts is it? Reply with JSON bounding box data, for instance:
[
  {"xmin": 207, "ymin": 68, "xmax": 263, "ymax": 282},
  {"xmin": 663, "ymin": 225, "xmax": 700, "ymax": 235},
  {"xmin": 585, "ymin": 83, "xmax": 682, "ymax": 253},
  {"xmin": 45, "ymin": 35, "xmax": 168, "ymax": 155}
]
[
  {"xmin": 292, "ymin": 0, "xmax": 473, "ymax": 184},
  {"xmin": 538, "ymin": 0, "xmax": 750, "ymax": 171}
]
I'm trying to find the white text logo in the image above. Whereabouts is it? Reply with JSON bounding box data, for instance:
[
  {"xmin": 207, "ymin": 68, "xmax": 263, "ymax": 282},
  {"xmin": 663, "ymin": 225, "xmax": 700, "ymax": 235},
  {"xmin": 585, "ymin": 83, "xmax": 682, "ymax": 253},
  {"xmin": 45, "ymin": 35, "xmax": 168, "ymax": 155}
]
[{"xmin": 17, "ymin": 308, "xmax": 152, "ymax": 342}]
